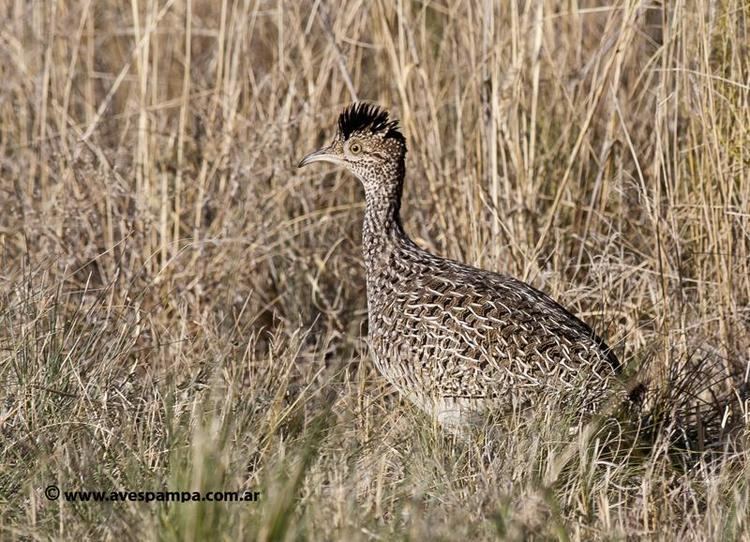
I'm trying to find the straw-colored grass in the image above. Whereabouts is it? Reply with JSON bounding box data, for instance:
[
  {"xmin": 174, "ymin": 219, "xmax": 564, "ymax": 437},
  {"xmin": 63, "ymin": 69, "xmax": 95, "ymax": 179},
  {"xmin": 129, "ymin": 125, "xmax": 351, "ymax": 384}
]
[{"xmin": 1, "ymin": 1, "xmax": 749, "ymax": 539}]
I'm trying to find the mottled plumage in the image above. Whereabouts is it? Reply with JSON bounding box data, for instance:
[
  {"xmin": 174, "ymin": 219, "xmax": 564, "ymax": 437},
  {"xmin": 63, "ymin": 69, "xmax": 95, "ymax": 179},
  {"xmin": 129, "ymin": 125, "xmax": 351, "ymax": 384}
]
[{"xmin": 299, "ymin": 103, "xmax": 624, "ymax": 430}]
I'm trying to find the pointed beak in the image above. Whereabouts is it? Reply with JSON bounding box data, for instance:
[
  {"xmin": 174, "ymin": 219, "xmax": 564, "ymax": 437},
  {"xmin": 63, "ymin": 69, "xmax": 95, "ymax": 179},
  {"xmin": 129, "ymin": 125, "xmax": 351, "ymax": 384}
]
[{"xmin": 297, "ymin": 146, "xmax": 341, "ymax": 168}]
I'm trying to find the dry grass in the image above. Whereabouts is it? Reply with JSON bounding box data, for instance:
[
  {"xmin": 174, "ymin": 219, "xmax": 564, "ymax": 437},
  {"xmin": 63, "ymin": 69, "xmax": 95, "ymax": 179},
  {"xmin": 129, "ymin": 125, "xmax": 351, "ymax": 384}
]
[{"xmin": 2, "ymin": 0, "xmax": 750, "ymax": 539}]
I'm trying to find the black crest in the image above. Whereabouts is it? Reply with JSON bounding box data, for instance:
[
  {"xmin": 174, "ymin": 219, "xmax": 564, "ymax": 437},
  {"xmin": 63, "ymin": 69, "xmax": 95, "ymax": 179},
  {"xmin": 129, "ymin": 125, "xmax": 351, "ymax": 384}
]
[{"xmin": 338, "ymin": 103, "xmax": 404, "ymax": 143}]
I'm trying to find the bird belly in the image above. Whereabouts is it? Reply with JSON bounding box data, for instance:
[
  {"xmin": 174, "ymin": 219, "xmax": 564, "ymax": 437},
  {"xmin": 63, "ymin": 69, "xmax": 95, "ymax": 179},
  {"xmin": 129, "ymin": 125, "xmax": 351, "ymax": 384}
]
[{"xmin": 369, "ymin": 336, "xmax": 487, "ymax": 431}]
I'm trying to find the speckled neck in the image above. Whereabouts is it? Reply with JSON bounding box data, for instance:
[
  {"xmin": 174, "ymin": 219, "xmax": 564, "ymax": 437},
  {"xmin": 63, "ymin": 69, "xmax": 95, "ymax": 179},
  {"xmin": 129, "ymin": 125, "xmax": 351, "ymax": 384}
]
[{"xmin": 361, "ymin": 159, "xmax": 406, "ymax": 275}]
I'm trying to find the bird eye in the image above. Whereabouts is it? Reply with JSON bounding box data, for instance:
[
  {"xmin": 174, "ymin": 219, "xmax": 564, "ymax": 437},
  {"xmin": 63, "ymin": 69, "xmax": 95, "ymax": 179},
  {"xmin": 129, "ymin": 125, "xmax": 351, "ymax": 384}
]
[{"xmin": 349, "ymin": 142, "xmax": 362, "ymax": 154}]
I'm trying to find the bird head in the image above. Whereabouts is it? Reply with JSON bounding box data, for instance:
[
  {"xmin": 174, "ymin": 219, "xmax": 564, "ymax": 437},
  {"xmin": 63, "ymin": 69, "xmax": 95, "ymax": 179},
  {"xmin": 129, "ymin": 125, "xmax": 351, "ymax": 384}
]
[{"xmin": 298, "ymin": 103, "xmax": 406, "ymax": 191}]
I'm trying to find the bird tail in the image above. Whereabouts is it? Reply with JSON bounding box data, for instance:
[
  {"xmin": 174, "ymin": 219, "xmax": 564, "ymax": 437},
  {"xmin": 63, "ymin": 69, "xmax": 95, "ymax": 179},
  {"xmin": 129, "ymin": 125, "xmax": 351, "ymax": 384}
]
[{"xmin": 631, "ymin": 345, "xmax": 749, "ymax": 461}]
